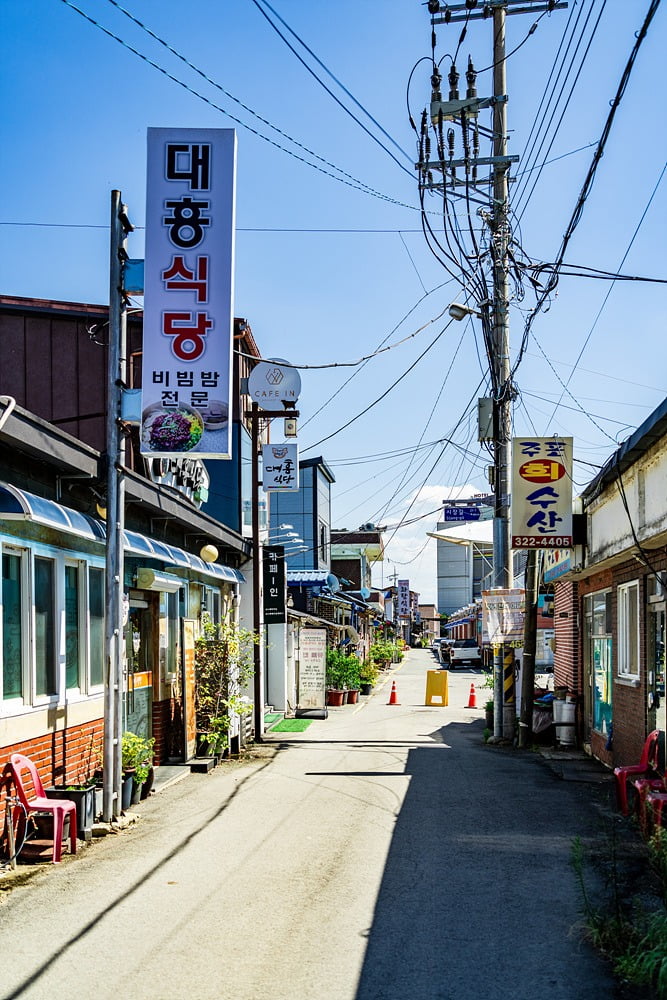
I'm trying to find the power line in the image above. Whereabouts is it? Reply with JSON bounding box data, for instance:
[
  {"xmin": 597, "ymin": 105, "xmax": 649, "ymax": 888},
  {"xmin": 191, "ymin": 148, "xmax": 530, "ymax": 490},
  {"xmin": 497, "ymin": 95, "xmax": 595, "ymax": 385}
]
[
  {"xmin": 302, "ymin": 317, "xmax": 457, "ymax": 452},
  {"xmin": 58, "ymin": 0, "xmax": 418, "ymax": 211},
  {"xmin": 250, "ymin": 0, "xmax": 414, "ymax": 166},
  {"xmin": 516, "ymin": 0, "xmax": 662, "ymax": 369},
  {"xmin": 248, "ymin": 0, "xmax": 415, "ymax": 180}
]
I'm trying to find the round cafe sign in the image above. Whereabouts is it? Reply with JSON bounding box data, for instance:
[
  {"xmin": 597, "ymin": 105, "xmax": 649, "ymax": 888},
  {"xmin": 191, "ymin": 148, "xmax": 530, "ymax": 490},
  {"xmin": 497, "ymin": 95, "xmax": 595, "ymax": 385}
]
[{"xmin": 247, "ymin": 358, "xmax": 301, "ymax": 405}]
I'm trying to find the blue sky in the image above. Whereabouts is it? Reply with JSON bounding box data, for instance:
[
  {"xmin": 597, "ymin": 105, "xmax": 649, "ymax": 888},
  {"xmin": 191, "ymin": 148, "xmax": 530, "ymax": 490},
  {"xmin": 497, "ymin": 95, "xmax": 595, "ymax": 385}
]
[{"xmin": 3, "ymin": 0, "xmax": 666, "ymax": 602}]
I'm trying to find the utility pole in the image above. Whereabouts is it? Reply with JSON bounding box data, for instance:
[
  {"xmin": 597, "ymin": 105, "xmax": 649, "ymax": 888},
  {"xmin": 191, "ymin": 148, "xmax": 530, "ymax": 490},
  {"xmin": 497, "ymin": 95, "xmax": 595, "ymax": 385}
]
[
  {"xmin": 490, "ymin": 2, "xmax": 514, "ymax": 741},
  {"xmin": 248, "ymin": 402, "xmax": 299, "ymax": 743},
  {"xmin": 103, "ymin": 191, "xmax": 133, "ymax": 822},
  {"xmin": 518, "ymin": 547, "xmax": 539, "ymax": 747},
  {"xmin": 423, "ymin": 0, "xmax": 566, "ymax": 741}
]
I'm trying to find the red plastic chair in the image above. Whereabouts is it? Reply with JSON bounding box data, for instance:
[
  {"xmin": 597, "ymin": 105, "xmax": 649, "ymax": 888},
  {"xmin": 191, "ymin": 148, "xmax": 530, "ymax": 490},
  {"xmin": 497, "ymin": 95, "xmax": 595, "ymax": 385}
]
[
  {"xmin": 632, "ymin": 776, "xmax": 667, "ymax": 835},
  {"xmin": 613, "ymin": 730, "xmax": 661, "ymax": 815},
  {"xmin": 646, "ymin": 790, "xmax": 667, "ymax": 831},
  {"xmin": 9, "ymin": 753, "xmax": 77, "ymax": 863}
]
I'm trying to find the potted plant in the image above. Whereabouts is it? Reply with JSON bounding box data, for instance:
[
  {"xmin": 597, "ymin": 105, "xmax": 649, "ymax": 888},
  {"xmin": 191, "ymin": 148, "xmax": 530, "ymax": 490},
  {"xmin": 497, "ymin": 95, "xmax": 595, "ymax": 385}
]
[
  {"xmin": 341, "ymin": 655, "xmax": 361, "ymax": 704},
  {"xmin": 46, "ymin": 777, "xmax": 97, "ymax": 840},
  {"xmin": 121, "ymin": 731, "xmax": 155, "ymax": 806},
  {"xmin": 326, "ymin": 648, "xmax": 347, "ymax": 706},
  {"xmin": 194, "ymin": 615, "xmax": 258, "ymax": 758},
  {"xmin": 359, "ymin": 660, "xmax": 379, "ymax": 696}
]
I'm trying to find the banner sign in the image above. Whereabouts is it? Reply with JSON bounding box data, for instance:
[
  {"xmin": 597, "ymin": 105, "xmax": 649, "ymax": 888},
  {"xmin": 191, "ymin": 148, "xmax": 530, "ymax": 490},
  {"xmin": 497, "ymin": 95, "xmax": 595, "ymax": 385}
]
[
  {"xmin": 297, "ymin": 629, "xmax": 327, "ymax": 713},
  {"xmin": 397, "ymin": 580, "xmax": 411, "ymax": 618},
  {"xmin": 511, "ymin": 436, "xmax": 573, "ymax": 548},
  {"xmin": 482, "ymin": 589, "xmax": 525, "ymax": 647},
  {"xmin": 262, "ymin": 443, "xmax": 299, "ymax": 491},
  {"xmin": 263, "ymin": 546, "xmax": 285, "ymax": 624},
  {"xmin": 141, "ymin": 128, "xmax": 237, "ymax": 459}
]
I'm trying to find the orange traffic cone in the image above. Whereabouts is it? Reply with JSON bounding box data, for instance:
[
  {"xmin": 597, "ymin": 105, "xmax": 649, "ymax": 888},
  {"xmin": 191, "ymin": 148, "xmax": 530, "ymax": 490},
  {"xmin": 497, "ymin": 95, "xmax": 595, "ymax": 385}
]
[
  {"xmin": 467, "ymin": 683, "xmax": 477, "ymax": 709},
  {"xmin": 387, "ymin": 681, "xmax": 400, "ymax": 705}
]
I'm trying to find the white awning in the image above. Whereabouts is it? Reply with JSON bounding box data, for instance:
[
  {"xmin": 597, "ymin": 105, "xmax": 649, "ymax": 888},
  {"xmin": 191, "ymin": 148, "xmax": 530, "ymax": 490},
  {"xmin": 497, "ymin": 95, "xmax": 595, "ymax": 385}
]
[{"xmin": 0, "ymin": 482, "xmax": 245, "ymax": 584}]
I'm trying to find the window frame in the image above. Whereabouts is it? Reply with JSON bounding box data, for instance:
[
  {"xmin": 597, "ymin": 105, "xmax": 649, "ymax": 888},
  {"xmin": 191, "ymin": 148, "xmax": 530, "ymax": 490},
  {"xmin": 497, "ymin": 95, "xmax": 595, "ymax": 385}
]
[
  {"xmin": 0, "ymin": 540, "xmax": 107, "ymax": 713},
  {"xmin": 2, "ymin": 546, "xmax": 29, "ymax": 705},
  {"xmin": 617, "ymin": 579, "xmax": 640, "ymax": 681}
]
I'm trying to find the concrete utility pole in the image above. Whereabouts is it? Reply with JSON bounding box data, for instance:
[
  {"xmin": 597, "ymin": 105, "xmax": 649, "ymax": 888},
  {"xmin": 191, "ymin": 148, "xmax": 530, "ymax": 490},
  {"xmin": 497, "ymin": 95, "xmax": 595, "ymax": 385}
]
[
  {"xmin": 490, "ymin": 2, "xmax": 514, "ymax": 741},
  {"xmin": 424, "ymin": 0, "xmax": 566, "ymax": 741},
  {"xmin": 103, "ymin": 191, "xmax": 133, "ymax": 822}
]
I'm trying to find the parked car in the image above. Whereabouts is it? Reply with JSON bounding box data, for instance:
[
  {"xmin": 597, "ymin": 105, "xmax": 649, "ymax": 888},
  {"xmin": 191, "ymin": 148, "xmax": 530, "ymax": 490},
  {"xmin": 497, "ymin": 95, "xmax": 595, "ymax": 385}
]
[{"xmin": 445, "ymin": 638, "xmax": 482, "ymax": 667}]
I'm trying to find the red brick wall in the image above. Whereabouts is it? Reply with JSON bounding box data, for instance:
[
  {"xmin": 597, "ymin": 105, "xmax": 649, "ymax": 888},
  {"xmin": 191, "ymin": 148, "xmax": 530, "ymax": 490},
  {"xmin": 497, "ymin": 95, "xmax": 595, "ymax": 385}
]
[{"xmin": 1, "ymin": 719, "xmax": 103, "ymax": 855}]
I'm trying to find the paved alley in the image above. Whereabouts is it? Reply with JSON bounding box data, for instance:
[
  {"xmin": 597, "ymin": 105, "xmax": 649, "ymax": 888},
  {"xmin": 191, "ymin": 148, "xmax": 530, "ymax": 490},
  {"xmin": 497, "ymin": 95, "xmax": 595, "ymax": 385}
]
[{"xmin": 0, "ymin": 649, "xmax": 616, "ymax": 1000}]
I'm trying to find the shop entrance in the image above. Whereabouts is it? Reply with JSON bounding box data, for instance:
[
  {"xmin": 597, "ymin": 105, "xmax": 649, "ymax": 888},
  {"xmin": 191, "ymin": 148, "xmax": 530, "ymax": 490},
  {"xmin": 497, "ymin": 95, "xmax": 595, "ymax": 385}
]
[{"xmin": 124, "ymin": 600, "xmax": 154, "ymax": 741}]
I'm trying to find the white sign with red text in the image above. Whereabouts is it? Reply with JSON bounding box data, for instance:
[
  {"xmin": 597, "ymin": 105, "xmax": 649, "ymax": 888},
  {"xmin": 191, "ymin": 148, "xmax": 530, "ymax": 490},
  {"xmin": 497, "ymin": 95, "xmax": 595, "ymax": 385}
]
[{"xmin": 141, "ymin": 128, "xmax": 236, "ymax": 459}]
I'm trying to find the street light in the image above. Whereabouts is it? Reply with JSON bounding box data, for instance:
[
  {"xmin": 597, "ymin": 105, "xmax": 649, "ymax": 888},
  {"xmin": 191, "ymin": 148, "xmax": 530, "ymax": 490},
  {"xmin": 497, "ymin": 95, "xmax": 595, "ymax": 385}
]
[{"xmin": 448, "ymin": 301, "xmax": 483, "ymax": 321}]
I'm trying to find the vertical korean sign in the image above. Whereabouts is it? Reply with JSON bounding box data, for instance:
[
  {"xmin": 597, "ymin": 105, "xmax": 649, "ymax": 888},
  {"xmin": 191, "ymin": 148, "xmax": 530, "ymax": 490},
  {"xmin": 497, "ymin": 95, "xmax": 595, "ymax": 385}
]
[
  {"xmin": 511, "ymin": 437, "xmax": 573, "ymax": 548},
  {"xmin": 142, "ymin": 128, "xmax": 237, "ymax": 459},
  {"xmin": 263, "ymin": 546, "xmax": 286, "ymax": 624},
  {"xmin": 397, "ymin": 580, "xmax": 411, "ymax": 619}
]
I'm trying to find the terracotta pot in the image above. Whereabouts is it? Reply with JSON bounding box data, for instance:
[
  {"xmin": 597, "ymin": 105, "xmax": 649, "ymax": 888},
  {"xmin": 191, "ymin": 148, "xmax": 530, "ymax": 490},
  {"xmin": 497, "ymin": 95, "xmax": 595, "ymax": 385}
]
[
  {"xmin": 347, "ymin": 689, "xmax": 360, "ymax": 705},
  {"xmin": 326, "ymin": 689, "xmax": 345, "ymax": 707}
]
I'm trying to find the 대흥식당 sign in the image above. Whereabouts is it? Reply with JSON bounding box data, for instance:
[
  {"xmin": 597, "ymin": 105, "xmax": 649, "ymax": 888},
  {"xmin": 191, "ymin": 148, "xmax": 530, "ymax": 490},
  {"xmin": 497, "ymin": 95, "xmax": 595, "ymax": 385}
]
[
  {"xmin": 511, "ymin": 436, "xmax": 573, "ymax": 548},
  {"xmin": 141, "ymin": 128, "xmax": 236, "ymax": 459},
  {"xmin": 262, "ymin": 443, "xmax": 299, "ymax": 491}
]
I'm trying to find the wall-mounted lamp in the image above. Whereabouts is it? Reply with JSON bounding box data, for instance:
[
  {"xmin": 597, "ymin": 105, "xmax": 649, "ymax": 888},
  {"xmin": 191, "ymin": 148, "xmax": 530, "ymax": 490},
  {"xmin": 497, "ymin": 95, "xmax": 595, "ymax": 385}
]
[
  {"xmin": 96, "ymin": 503, "xmax": 108, "ymax": 520},
  {"xmin": 199, "ymin": 543, "xmax": 219, "ymax": 563},
  {"xmin": 284, "ymin": 416, "xmax": 298, "ymax": 437}
]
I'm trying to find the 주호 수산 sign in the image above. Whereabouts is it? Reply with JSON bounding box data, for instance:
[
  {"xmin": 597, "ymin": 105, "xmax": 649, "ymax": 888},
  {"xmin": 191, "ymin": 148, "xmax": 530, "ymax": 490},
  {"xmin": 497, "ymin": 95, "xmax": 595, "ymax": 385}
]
[
  {"xmin": 511, "ymin": 436, "xmax": 573, "ymax": 548},
  {"xmin": 262, "ymin": 443, "xmax": 299, "ymax": 491},
  {"xmin": 141, "ymin": 128, "xmax": 237, "ymax": 459}
]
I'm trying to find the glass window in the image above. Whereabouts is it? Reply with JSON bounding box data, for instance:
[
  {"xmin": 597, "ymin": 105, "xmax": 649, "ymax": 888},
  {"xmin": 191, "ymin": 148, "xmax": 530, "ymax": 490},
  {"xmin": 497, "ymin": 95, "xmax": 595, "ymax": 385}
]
[
  {"xmin": 585, "ymin": 592, "xmax": 613, "ymax": 735},
  {"xmin": 2, "ymin": 552, "xmax": 23, "ymax": 700},
  {"xmin": 34, "ymin": 557, "xmax": 56, "ymax": 696},
  {"xmin": 618, "ymin": 581, "xmax": 640, "ymax": 678},
  {"xmin": 89, "ymin": 567, "xmax": 105, "ymax": 688},
  {"xmin": 65, "ymin": 564, "xmax": 81, "ymax": 689}
]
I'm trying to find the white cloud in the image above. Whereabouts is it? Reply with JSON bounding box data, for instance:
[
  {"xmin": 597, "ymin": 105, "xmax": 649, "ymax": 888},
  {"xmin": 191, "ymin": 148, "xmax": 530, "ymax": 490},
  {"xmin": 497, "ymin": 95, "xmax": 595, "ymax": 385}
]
[{"xmin": 372, "ymin": 482, "xmax": 484, "ymax": 604}]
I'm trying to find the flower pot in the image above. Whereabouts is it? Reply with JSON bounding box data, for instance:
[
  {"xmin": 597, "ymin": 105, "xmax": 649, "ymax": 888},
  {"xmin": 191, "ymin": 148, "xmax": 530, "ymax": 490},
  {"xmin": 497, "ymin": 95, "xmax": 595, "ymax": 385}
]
[
  {"xmin": 485, "ymin": 708, "xmax": 494, "ymax": 729},
  {"xmin": 121, "ymin": 772, "xmax": 135, "ymax": 810},
  {"xmin": 360, "ymin": 683, "xmax": 373, "ymax": 696},
  {"xmin": 46, "ymin": 785, "xmax": 96, "ymax": 840},
  {"xmin": 140, "ymin": 765, "xmax": 155, "ymax": 800},
  {"xmin": 326, "ymin": 689, "xmax": 345, "ymax": 707},
  {"xmin": 346, "ymin": 689, "xmax": 360, "ymax": 705},
  {"xmin": 130, "ymin": 780, "xmax": 143, "ymax": 805}
]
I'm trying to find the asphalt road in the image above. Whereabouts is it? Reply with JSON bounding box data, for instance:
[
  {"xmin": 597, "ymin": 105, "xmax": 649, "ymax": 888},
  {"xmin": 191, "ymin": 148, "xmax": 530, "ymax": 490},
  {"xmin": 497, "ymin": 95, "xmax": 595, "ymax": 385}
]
[{"xmin": 0, "ymin": 649, "xmax": 616, "ymax": 1000}]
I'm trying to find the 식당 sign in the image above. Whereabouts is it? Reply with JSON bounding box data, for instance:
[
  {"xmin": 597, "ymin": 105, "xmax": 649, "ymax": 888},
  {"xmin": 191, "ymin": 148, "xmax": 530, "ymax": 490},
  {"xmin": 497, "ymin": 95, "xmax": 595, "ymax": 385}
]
[
  {"xmin": 262, "ymin": 443, "xmax": 299, "ymax": 491},
  {"xmin": 511, "ymin": 436, "xmax": 573, "ymax": 548},
  {"xmin": 141, "ymin": 128, "xmax": 237, "ymax": 459}
]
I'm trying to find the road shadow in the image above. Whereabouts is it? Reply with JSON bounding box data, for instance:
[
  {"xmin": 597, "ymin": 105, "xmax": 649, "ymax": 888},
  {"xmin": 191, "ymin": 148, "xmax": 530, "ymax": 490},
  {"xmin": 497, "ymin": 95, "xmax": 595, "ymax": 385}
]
[{"xmin": 354, "ymin": 719, "xmax": 615, "ymax": 1000}]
